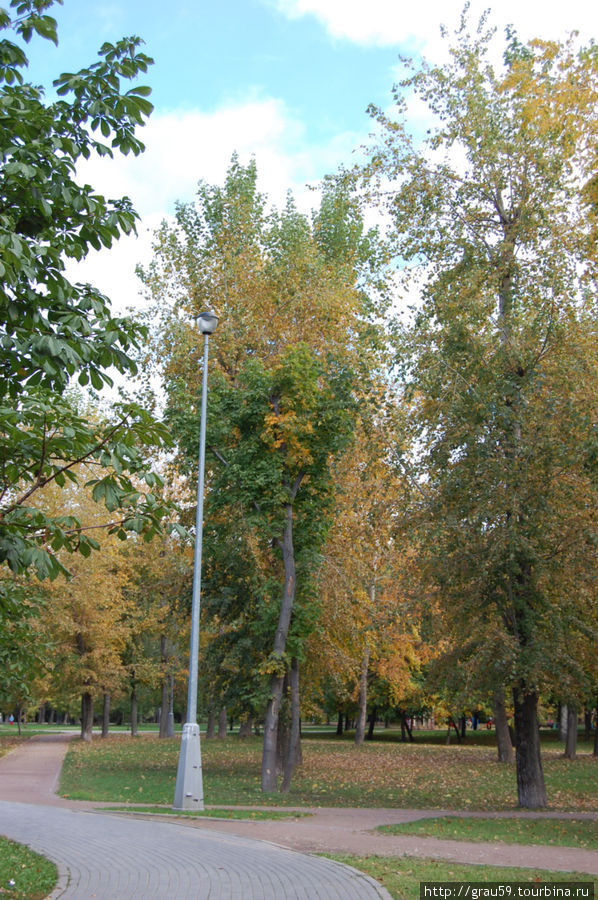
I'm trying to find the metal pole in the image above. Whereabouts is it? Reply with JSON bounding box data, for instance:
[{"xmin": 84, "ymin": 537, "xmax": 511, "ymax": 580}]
[
  {"xmin": 187, "ymin": 330, "xmax": 210, "ymax": 724},
  {"xmin": 173, "ymin": 331, "xmax": 210, "ymax": 810}
]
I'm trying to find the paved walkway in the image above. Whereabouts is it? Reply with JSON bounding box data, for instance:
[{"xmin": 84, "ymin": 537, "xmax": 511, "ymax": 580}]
[
  {"xmin": 185, "ymin": 806, "xmax": 598, "ymax": 875},
  {"xmin": 0, "ymin": 735, "xmax": 390, "ymax": 899},
  {"xmin": 0, "ymin": 800, "xmax": 389, "ymax": 899},
  {"xmin": 1, "ymin": 734, "xmax": 598, "ymax": 899}
]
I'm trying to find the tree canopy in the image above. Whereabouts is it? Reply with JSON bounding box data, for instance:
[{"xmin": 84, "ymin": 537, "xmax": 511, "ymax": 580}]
[
  {"xmin": 141, "ymin": 157, "xmax": 386, "ymax": 789},
  {"xmin": 363, "ymin": 14, "xmax": 598, "ymax": 806},
  {"xmin": 0, "ymin": 0, "xmax": 179, "ymax": 582},
  {"xmin": 0, "ymin": 0, "xmax": 153, "ymax": 398}
]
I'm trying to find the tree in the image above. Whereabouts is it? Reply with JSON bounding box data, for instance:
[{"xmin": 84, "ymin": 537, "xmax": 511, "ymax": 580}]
[
  {"xmin": 309, "ymin": 409, "xmax": 424, "ymax": 746},
  {"xmin": 121, "ymin": 530, "xmax": 192, "ymax": 737},
  {"xmin": 0, "ymin": 575, "xmax": 50, "ymax": 728},
  {"xmin": 0, "ymin": 0, "xmax": 152, "ymax": 399},
  {"xmin": 0, "ymin": 1, "xmax": 178, "ymax": 579},
  {"xmin": 0, "ymin": 390, "xmax": 176, "ymax": 580},
  {"xmin": 199, "ymin": 512, "xmax": 272, "ymax": 737},
  {"xmin": 142, "ymin": 159, "xmax": 383, "ymax": 790},
  {"xmin": 364, "ymin": 17, "xmax": 598, "ymax": 807},
  {"xmin": 204, "ymin": 344, "xmax": 356, "ymax": 790},
  {"xmin": 34, "ymin": 475, "xmax": 134, "ymax": 740}
]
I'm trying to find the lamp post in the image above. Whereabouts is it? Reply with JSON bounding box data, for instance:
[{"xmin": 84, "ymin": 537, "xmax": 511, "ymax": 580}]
[{"xmin": 173, "ymin": 310, "xmax": 218, "ymax": 810}]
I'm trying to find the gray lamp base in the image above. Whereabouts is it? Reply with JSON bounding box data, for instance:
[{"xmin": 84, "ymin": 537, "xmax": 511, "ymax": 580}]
[{"xmin": 173, "ymin": 723, "xmax": 204, "ymax": 810}]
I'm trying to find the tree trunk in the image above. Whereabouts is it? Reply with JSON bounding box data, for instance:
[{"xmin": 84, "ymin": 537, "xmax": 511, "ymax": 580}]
[
  {"xmin": 367, "ymin": 705, "xmax": 377, "ymax": 740},
  {"xmin": 130, "ymin": 688, "xmax": 138, "ymax": 737},
  {"xmin": 559, "ymin": 704, "xmax": 568, "ymax": 743},
  {"xmin": 296, "ymin": 718, "xmax": 303, "ymax": 766},
  {"xmin": 81, "ymin": 692, "xmax": 94, "ymax": 742},
  {"xmin": 401, "ymin": 712, "xmax": 414, "ymax": 742},
  {"xmin": 354, "ymin": 644, "xmax": 370, "ymax": 745},
  {"xmin": 446, "ymin": 717, "xmax": 462, "ymax": 744},
  {"xmin": 218, "ymin": 706, "xmax": 227, "ymax": 739},
  {"xmin": 166, "ymin": 674, "xmax": 175, "ymax": 737},
  {"xmin": 497, "ymin": 218, "xmax": 544, "ymax": 806},
  {"xmin": 336, "ymin": 710, "xmax": 343, "ymax": 736},
  {"xmin": 513, "ymin": 685, "xmax": 546, "ymax": 808},
  {"xmin": 276, "ymin": 687, "xmax": 289, "ymax": 776},
  {"xmin": 281, "ymin": 658, "xmax": 301, "ymax": 792},
  {"xmin": 239, "ymin": 718, "xmax": 253, "ymax": 737},
  {"xmin": 159, "ymin": 636, "xmax": 170, "ymax": 738},
  {"xmin": 564, "ymin": 704, "xmax": 577, "ymax": 760},
  {"xmin": 206, "ymin": 706, "xmax": 216, "ymax": 739},
  {"xmin": 493, "ymin": 688, "xmax": 514, "ymax": 763},
  {"xmin": 262, "ymin": 501, "xmax": 297, "ymax": 792},
  {"xmin": 101, "ymin": 693, "xmax": 110, "ymax": 738},
  {"xmin": 594, "ymin": 692, "xmax": 598, "ymax": 757},
  {"xmin": 584, "ymin": 709, "xmax": 592, "ymax": 742},
  {"xmin": 37, "ymin": 704, "xmax": 46, "ymax": 725},
  {"xmin": 276, "ymin": 671, "xmax": 291, "ymax": 776}
]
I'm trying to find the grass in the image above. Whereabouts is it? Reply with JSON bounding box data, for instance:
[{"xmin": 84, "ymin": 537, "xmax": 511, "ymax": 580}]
[
  {"xmin": 60, "ymin": 734, "xmax": 598, "ymax": 811},
  {"xmin": 0, "ymin": 837, "xmax": 57, "ymax": 900},
  {"xmin": 326, "ymin": 855, "xmax": 597, "ymax": 900},
  {"xmin": 100, "ymin": 805, "xmax": 309, "ymax": 820},
  {"xmin": 378, "ymin": 816, "xmax": 598, "ymax": 849}
]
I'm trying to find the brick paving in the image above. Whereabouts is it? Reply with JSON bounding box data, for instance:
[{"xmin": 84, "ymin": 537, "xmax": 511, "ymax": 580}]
[{"xmin": 0, "ymin": 800, "xmax": 389, "ymax": 899}]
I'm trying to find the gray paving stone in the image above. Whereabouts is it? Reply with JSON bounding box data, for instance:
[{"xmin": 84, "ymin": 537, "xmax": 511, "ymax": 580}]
[{"xmin": 0, "ymin": 801, "xmax": 392, "ymax": 899}]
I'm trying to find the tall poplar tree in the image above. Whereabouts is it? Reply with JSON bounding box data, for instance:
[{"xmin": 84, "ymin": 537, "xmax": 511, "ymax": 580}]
[
  {"xmin": 142, "ymin": 158, "xmax": 383, "ymax": 790},
  {"xmin": 364, "ymin": 17, "xmax": 598, "ymax": 807}
]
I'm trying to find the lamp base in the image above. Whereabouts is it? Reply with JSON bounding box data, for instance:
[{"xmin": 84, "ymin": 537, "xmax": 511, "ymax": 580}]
[{"xmin": 173, "ymin": 723, "xmax": 204, "ymax": 810}]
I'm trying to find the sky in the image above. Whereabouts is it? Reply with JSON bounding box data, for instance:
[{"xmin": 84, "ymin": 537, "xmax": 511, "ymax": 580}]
[{"xmin": 24, "ymin": 0, "xmax": 597, "ymax": 315}]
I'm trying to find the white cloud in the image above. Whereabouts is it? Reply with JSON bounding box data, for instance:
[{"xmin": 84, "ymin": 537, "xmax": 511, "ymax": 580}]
[
  {"xmin": 67, "ymin": 96, "xmax": 365, "ymax": 316},
  {"xmin": 271, "ymin": 0, "xmax": 595, "ymax": 52},
  {"xmin": 78, "ymin": 97, "xmax": 304, "ymax": 218}
]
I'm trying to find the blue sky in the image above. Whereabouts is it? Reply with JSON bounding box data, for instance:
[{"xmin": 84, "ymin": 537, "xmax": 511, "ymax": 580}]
[
  {"xmin": 32, "ymin": 1, "xmax": 406, "ymax": 143},
  {"xmin": 23, "ymin": 0, "xmax": 596, "ymax": 312}
]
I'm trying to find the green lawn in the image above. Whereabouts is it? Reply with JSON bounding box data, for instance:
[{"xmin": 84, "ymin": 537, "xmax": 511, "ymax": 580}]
[
  {"xmin": 101, "ymin": 805, "xmax": 309, "ymax": 820},
  {"xmin": 378, "ymin": 816, "xmax": 598, "ymax": 849},
  {"xmin": 327, "ymin": 856, "xmax": 597, "ymax": 900},
  {"xmin": 0, "ymin": 837, "xmax": 57, "ymax": 900},
  {"xmin": 59, "ymin": 734, "xmax": 598, "ymax": 812}
]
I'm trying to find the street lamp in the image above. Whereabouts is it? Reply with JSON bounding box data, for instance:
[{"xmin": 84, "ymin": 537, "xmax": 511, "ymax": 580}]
[{"xmin": 173, "ymin": 310, "xmax": 219, "ymax": 810}]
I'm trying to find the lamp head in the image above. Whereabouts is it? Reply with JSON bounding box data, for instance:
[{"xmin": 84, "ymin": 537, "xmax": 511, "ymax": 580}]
[{"xmin": 196, "ymin": 311, "xmax": 219, "ymax": 335}]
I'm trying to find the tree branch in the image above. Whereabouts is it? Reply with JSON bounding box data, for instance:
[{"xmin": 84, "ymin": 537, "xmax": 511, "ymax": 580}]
[{"xmin": 1, "ymin": 414, "xmax": 130, "ymax": 518}]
